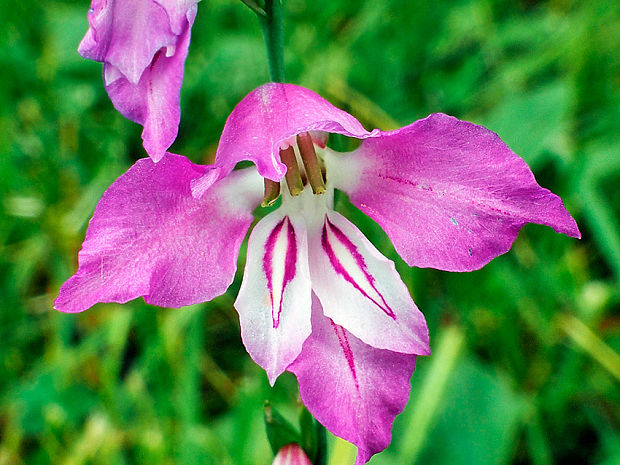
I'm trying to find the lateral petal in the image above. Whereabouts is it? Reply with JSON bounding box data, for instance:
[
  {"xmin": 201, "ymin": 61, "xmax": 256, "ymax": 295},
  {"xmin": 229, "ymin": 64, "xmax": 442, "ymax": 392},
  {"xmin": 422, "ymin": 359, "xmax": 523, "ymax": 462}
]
[
  {"xmin": 191, "ymin": 83, "xmax": 379, "ymax": 196},
  {"xmin": 308, "ymin": 211, "xmax": 429, "ymax": 355},
  {"xmin": 55, "ymin": 155, "xmax": 262, "ymax": 313},
  {"xmin": 235, "ymin": 210, "xmax": 312, "ymax": 385},
  {"xmin": 328, "ymin": 113, "xmax": 581, "ymax": 271},
  {"xmin": 288, "ymin": 295, "xmax": 417, "ymax": 465}
]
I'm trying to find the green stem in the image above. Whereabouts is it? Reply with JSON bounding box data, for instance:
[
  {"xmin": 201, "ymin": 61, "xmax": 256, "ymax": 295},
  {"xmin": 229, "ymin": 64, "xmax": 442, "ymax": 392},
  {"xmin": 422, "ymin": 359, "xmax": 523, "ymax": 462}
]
[{"xmin": 259, "ymin": 0, "xmax": 285, "ymax": 82}]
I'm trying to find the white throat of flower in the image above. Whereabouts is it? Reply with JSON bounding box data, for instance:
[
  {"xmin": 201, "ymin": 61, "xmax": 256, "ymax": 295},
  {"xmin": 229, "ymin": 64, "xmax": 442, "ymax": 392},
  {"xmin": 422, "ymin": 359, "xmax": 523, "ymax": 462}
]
[{"xmin": 280, "ymin": 183, "xmax": 332, "ymax": 231}]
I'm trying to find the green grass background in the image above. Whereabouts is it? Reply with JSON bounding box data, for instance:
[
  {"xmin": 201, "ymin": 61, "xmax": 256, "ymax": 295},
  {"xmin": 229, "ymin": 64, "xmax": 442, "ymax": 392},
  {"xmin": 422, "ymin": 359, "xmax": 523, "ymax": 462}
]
[{"xmin": 1, "ymin": 0, "xmax": 619, "ymax": 463}]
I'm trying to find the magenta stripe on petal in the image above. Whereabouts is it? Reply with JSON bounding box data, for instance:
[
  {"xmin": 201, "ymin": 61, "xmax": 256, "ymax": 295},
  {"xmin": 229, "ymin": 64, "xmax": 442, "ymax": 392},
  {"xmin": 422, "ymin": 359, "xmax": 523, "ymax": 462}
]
[
  {"xmin": 330, "ymin": 320, "xmax": 359, "ymax": 391},
  {"xmin": 263, "ymin": 217, "xmax": 298, "ymax": 328},
  {"xmin": 321, "ymin": 218, "xmax": 396, "ymax": 319},
  {"xmin": 235, "ymin": 210, "xmax": 312, "ymax": 384}
]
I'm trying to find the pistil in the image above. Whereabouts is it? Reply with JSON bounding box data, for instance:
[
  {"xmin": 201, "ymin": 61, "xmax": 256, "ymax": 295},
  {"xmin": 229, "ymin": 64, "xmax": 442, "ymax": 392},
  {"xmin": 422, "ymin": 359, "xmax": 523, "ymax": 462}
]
[{"xmin": 297, "ymin": 132, "xmax": 326, "ymax": 195}]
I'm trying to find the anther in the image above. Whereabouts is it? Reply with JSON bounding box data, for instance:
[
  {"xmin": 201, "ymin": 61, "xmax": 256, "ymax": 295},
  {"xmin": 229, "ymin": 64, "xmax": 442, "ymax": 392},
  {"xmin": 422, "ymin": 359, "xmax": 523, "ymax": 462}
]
[
  {"xmin": 296, "ymin": 132, "xmax": 326, "ymax": 195},
  {"xmin": 262, "ymin": 178, "xmax": 281, "ymax": 207},
  {"xmin": 280, "ymin": 145, "xmax": 304, "ymax": 196}
]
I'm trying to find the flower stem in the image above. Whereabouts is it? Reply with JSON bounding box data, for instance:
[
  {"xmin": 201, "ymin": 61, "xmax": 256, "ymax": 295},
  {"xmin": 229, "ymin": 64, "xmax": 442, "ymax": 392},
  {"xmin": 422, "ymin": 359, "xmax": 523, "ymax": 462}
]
[{"xmin": 259, "ymin": 0, "xmax": 285, "ymax": 82}]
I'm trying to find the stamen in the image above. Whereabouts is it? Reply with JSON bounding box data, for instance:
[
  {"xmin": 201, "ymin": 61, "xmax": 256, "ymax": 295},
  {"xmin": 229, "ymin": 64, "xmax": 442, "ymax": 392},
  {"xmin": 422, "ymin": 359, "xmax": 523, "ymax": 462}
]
[
  {"xmin": 261, "ymin": 178, "xmax": 281, "ymax": 207},
  {"xmin": 296, "ymin": 132, "xmax": 326, "ymax": 195},
  {"xmin": 280, "ymin": 145, "xmax": 304, "ymax": 196}
]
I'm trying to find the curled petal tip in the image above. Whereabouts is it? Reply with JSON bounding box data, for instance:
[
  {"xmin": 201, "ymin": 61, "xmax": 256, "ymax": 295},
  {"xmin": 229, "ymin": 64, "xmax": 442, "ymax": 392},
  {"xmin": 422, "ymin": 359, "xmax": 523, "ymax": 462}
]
[{"xmin": 190, "ymin": 167, "xmax": 222, "ymax": 198}]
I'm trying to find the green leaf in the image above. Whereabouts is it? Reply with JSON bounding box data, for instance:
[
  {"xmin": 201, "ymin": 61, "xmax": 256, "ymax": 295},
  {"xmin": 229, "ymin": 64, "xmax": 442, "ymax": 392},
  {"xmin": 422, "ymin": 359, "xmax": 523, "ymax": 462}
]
[
  {"xmin": 480, "ymin": 82, "xmax": 571, "ymax": 167},
  {"xmin": 414, "ymin": 358, "xmax": 526, "ymax": 465},
  {"xmin": 264, "ymin": 400, "xmax": 301, "ymax": 456},
  {"xmin": 300, "ymin": 406, "xmax": 327, "ymax": 465}
]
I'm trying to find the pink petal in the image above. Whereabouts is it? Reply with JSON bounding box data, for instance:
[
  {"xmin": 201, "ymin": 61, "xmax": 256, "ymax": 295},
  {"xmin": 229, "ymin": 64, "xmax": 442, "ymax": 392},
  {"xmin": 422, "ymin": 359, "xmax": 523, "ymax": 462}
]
[
  {"xmin": 191, "ymin": 83, "xmax": 379, "ymax": 197},
  {"xmin": 79, "ymin": 0, "xmax": 178, "ymax": 85},
  {"xmin": 308, "ymin": 211, "xmax": 429, "ymax": 355},
  {"xmin": 79, "ymin": 0, "xmax": 197, "ymax": 161},
  {"xmin": 104, "ymin": 8, "xmax": 195, "ymax": 161},
  {"xmin": 235, "ymin": 211, "xmax": 312, "ymax": 385},
  {"xmin": 155, "ymin": 0, "xmax": 199, "ymax": 35},
  {"xmin": 55, "ymin": 155, "xmax": 262, "ymax": 313},
  {"xmin": 329, "ymin": 113, "xmax": 581, "ymax": 271},
  {"xmin": 288, "ymin": 295, "xmax": 417, "ymax": 465}
]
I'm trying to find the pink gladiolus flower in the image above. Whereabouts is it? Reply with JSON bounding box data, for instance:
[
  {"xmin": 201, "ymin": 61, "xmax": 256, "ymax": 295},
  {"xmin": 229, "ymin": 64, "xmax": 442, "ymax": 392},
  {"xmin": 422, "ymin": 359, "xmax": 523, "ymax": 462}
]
[
  {"xmin": 55, "ymin": 83, "xmax": 580, "ymax": 464},
  {"xmin": 272, "ymin": 444, "xmax": 312, "ymax": 465},
  {"xmin": 79, "ymin": 0, "xmax": 198, "ymax": 161}
]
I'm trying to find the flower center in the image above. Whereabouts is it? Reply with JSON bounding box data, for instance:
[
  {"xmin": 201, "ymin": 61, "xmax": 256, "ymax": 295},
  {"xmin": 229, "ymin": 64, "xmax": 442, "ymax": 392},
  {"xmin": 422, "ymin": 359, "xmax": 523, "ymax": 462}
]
[{"xmin": 261, "ymin": 132, "xmax": 327, "ymax": 207}]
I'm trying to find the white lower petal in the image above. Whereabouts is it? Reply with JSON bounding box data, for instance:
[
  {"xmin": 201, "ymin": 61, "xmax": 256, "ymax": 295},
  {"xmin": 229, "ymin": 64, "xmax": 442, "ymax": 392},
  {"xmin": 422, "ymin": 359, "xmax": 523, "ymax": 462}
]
[
  {"xmin": 234, "ymin": 209, "xmax": 312, "ymax": 385},
  {"xmin": 308, "ymin": 210, "xmax": 429, "ymax": 355}
]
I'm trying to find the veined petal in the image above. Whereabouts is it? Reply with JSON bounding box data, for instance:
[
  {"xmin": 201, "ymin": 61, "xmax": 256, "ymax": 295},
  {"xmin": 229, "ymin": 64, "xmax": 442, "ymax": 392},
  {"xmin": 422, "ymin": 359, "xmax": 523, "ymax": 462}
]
[
  {"xmin": 328, "ymin": 113, "xmax": 581, "ymax": 271},
  {"xmin": 288, "ymin": 295, "xmax": 417, "ymax": 465},
  {"xmin": 309, "ymin": 211, "xmax": 429, "ymax": 355},
  {"xmin": 104, "ymin": 8, "xmax": 195, "ymax": 161},
  {"xmin": 235, "ymin": 210, "xmax": 312, "ymax": 385},
  {"xmin": 191, "ymin": 83, "xmax": 379, "ymax": 197},
  {"xmin": 55, "ymin": 155, "xmax": 262, "ymax": 313}
]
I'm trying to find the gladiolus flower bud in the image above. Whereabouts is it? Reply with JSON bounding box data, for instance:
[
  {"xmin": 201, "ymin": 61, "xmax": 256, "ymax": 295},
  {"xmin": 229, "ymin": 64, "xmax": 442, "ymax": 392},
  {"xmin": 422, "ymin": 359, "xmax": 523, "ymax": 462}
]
[{"xmin": 272, "ymin": 444, "xmax": 312, "ymax": 465}]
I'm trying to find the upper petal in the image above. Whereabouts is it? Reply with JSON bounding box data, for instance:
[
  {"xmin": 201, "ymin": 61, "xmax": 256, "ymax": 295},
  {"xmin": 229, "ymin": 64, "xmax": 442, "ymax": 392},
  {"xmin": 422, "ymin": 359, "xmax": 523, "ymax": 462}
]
[
  {"xmin": 104, "ymin": 8, "xmax": 195, "ymax": 161},
  {"xmin": 235, "ymin": 210, "xmax": 312, "ymax": 385},
  {"xmin": 288, "ymin": 294, "xmax": 417, "ymax": 465},
  {"xmin": 55, "ymin": 155, "xmax": 262, "ymax": 313},
  {"xmin": 192, "ymin": 83, "xmax": 379, "ymax": 196},
  {"xmin": 327, "ymin": 113, "xmax": 581, "ymax": 271},
  {"xmin": 308, "ymin": 211, "xmax": 429, "ymax": 355}
]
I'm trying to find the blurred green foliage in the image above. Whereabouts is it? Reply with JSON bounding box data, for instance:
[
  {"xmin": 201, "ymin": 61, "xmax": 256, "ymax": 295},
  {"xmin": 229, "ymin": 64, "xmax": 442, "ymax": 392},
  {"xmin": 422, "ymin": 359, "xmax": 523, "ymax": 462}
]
[{"xmin": 1, "ymin": 0, "xmax": 619, "ymax": 464}]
